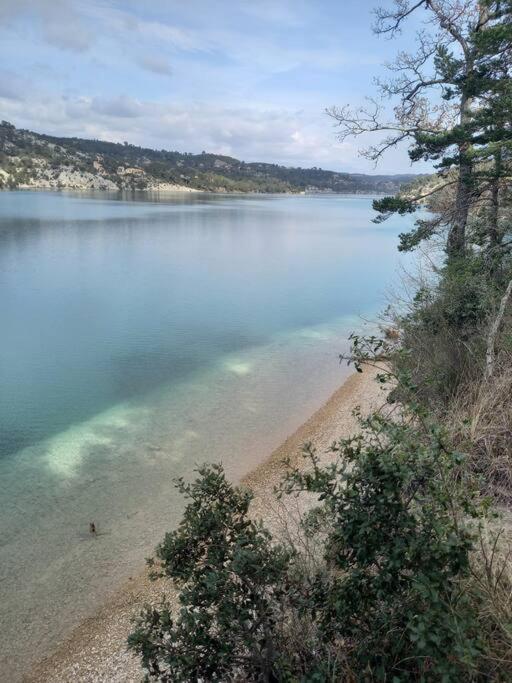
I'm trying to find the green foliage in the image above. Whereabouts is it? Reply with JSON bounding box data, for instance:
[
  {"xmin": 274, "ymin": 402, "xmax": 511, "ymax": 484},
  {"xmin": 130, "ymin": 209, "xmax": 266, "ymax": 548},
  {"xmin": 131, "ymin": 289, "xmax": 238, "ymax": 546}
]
[
  {"xmin": 372, "ymin": 195, "xmax": 417, "ymax": 225},
  {"xmin": 397, "ymin": 218, "xmax": 438, "ymax": 252},
  {"xmin": 390, "ymin": 254, "xmax": 507, "ymax": 406},
  {"xmin": 425, "ymin": 257, "xmax": 496, "ymax": 331},
  {"xmin": 129, "ymin": 414, "xmax": 488, "ymax": 681},
  {"xmin": 281, "ymin": 414, "xmax": 483, "ymax": 680},
  {"xmin": 128, "ymin": 464, "xmax": 293, "ymax": 682}
]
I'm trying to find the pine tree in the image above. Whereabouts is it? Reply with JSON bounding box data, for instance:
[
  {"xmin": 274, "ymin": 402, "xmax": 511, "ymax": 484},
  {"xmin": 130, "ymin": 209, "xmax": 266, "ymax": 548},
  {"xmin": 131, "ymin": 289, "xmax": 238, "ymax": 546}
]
[
  {"xmin": 328, "ymin": 0, "xmax": 511, "ymax": 262},
  {"xmin": 469, "ymin": 0, "xmax": 512, "ymax": 273}
]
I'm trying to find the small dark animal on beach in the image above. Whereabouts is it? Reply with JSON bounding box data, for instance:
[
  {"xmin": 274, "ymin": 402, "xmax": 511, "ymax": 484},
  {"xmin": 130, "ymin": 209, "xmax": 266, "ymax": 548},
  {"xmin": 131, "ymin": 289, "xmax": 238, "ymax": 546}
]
[{"xmin": 89, "ymin": 522, "xmax": 97, "ymax": 535}]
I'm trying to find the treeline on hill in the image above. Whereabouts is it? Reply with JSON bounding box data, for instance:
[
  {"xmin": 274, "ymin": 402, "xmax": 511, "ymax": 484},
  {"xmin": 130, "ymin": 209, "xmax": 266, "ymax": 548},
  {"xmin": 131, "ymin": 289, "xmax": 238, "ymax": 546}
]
[
  {"xmin": 0, "ymin": 120, "xmax": 417, "ymax": 194},
  {"xmin": 126, "ymin": 1, "xmax": 512, "ymax": 681}
]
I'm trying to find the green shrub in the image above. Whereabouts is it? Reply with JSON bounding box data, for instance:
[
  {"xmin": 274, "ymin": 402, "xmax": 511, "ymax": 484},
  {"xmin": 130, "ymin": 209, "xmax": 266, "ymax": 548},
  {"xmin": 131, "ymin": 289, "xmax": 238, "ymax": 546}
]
[
  {"xmin": 281, "ymin": 413, "xmax": 484, "ymax": 681},
  {"xmin": 128, "ymin": 464, "xmax": 294, "ymax": 682},
  {"xmin": 394, "ymin": 255, "xmax": 505, "ymax": 407},
  {"xmin": 129, "ymin": 411, "xmax": 486, "ymax": 681}
]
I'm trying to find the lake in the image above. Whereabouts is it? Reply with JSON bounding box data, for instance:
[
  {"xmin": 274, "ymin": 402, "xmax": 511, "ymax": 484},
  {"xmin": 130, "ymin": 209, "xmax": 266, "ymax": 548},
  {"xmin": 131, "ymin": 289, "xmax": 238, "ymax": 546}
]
[{"xmin": 0, "ymin": 190, "xmax": 412, "ymax": 679}]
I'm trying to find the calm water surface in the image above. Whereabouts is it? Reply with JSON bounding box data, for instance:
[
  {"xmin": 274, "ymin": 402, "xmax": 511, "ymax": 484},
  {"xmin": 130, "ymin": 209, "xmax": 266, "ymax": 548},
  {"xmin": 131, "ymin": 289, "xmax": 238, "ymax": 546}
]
[{"xmin": 0, "ymin": 190, "xmax": 412, "ymax": 679}]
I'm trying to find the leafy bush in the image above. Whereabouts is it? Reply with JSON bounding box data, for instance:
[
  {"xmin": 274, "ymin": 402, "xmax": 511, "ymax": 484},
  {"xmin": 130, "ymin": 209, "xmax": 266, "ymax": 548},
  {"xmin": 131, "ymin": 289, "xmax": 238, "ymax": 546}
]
[
  {"xmin": 129, "ymin": 409, "xmax": 487, "ymax": 681},
  {"xmin": 281, "ymin": 414, "xmax": 484, "ymax": 681},
  {"xmin": 128, "ymin": 464, "xmax": 294, "ymax": 682},
  {"xmin": 393, "ymin": 255, "xmax": 503, "ymax": 407}
]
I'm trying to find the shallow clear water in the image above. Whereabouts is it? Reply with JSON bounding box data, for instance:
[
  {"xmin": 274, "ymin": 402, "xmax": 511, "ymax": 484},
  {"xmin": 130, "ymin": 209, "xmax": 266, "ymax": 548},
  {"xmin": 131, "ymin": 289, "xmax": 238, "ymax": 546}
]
[{"xmin": 0, "ymin": 190, "xmax": 412, "ymax": 678}]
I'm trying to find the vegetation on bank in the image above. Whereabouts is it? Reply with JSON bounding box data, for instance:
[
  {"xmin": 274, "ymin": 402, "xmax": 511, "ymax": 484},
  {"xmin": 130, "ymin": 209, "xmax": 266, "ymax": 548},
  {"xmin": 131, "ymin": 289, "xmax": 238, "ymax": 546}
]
[
  {"xmin": 127, "ymin": 1, "xmax": 512, "ymax": 680},
  {"xmin": 0, "ymin": 120, "xmax": 417, "ymax": 195}
]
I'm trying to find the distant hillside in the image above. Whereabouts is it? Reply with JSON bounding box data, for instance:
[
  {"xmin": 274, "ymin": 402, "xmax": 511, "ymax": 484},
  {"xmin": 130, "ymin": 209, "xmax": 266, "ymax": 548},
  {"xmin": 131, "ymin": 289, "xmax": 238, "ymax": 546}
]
[{"xmin": 0, "ymin": 120, "xmax": 419, "ymax": 194}]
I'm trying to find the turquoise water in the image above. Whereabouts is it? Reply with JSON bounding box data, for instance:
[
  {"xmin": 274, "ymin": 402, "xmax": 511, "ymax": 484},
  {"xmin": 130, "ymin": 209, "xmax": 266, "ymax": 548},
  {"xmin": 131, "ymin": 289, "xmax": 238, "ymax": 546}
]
[{"xmin": 0, "ymin": 190, "xmax": 412, "ymax": 679}]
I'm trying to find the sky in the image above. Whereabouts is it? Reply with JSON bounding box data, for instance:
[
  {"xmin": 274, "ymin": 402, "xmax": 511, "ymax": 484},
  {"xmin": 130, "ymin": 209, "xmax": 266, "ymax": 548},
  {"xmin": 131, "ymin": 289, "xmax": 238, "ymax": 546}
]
[{"xmin": 0, "ymin": 0, "xmax": 431, "ymax": 173}]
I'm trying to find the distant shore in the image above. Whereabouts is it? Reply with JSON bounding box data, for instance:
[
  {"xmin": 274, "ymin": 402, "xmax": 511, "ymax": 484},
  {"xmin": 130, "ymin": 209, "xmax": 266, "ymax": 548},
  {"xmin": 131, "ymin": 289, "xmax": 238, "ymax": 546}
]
[
  {"xmin": 15, "ymin": 181, "xmax": 199, "ymax": 193},
  {"xmin": 1, "ymin": 120, "xmax": 419, "ymax": 196},
  {"xmin": 26, "ymin": 367, "xmax": 385, "ymax": 683},
  {"xmin": 2, "ymin": 186, "xmax": 395, "ymax": 197}
]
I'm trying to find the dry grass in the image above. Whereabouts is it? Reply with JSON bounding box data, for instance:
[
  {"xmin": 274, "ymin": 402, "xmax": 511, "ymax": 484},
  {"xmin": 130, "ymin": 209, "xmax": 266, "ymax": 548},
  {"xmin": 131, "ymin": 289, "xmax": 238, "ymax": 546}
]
[
  {"xmin": 446, "ymin": 353, "xmax": 512, "ymax": 678},
  {"xmin": 450, "ymin": 363, "xmax": 512, "ymax": 503},
  {"xmin": 469, "ymin": 522, "xmax": 512, "ymax": 679},
  {"xmin": 264, "ymin": 494, "xmax": 357, "ymax": 682}
]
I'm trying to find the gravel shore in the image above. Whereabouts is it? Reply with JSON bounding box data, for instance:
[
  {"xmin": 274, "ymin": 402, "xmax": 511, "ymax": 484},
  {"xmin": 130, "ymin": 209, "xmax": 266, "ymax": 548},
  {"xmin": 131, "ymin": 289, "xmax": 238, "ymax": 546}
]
[{"xmin": 26, "ymin": 367, "xmax": 385, "ymax": 682}]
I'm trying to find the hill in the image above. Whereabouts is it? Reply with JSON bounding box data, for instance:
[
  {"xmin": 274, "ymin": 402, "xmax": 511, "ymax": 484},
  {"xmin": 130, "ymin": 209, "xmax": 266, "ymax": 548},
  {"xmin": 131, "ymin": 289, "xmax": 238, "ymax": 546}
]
[{"xmin": 0, "ymin": 120, "xmax": 418, "ymax": 194}]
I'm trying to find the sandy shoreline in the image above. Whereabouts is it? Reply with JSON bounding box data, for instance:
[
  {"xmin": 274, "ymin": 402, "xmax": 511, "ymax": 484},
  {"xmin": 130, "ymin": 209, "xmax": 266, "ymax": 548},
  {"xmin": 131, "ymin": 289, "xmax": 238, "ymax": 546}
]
[{"xmin": 26, "ymin": 367, "xmax": 385, "ymax": 683}]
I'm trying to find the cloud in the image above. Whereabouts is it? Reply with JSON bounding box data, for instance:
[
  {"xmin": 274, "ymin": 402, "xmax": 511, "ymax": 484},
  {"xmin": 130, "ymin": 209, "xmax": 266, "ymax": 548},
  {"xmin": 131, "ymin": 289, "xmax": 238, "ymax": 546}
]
[
  {"xmin": 0, "ymin": 0, "xmax": 33, "ymax": 20},
  {"xmin": 0, "ymin": 1, "xmax": 427, "ymax": 173},
  {"xmin": 132, "ymin": 19, "xmax": 208, "ymax": 53},
  {"xmin": 0, "ymin": 87, "xmax": 375, "ymax": 170},
  {"xmin": 0, "ymin": 0, "xmax": 93, "ymax": 52},
  {"xmin": 80, "ymin": 2, "xmax": 370, "ymax": 74},
  {"xmin": 238, "ymin": 1, "xmax": 305, "ymax": 27},
  {"xmin": 42, "ymin": 19, "xmax": 92, "ymax": 53},
  {"xmin": 90, "ymin": 95, "xmax": 145, "ymax": 119},
  {"xmin": 0, "ymin": 69, "xmax": 31, "ymax": 101},
  {"xmin": 138, "ymin": 55, "xmax": 173, "ymax": 77},
  {"xmin": 83, "ymin": 4, "xmax": 211, "ymax": 54}
]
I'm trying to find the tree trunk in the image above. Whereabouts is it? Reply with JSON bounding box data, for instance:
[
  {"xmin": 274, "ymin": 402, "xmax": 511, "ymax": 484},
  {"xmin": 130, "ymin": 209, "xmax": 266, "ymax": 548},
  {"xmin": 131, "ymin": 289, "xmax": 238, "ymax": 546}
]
[
  {"xmin": 485, "ymin": 278, "xmax": 512, "ymax": 381},
  {"xmin": 446, "ymin": 59, "xmax": 474, "ymax": 261},
  {"xmin": 488, "ymin": 150, "xmax": 503, "ymax": 276},
  {"xmin": 446, "ymin": 4, "xmax": 489, "ymax": 262},
  {"xmin": 447, "ymin": 143, "xmax": 472, "ymax": 260}
]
